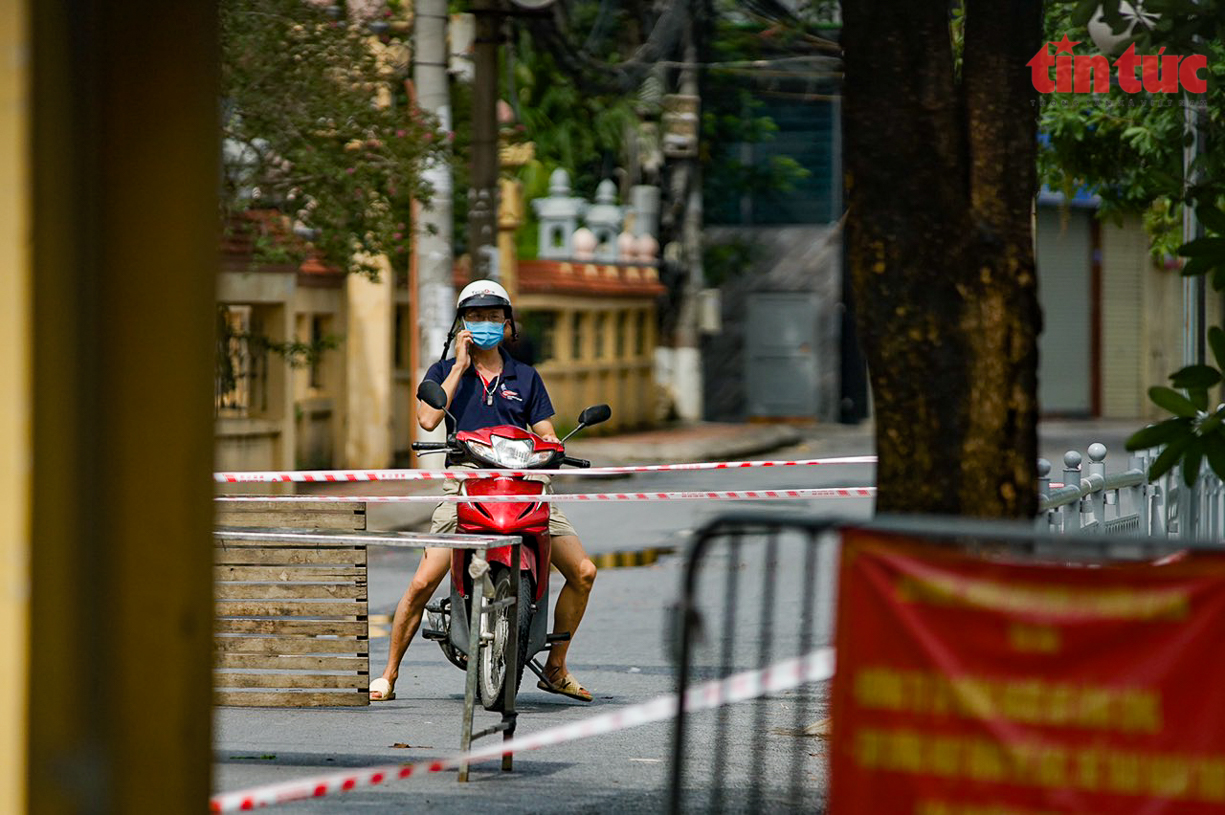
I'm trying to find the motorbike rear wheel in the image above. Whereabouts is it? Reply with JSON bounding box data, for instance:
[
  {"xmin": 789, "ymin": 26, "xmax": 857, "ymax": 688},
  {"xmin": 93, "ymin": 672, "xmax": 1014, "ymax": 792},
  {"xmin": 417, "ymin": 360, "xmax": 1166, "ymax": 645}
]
[
  {"xmin": 426, "ymin": 597, "xmax": 468, "ymax": 670},
  {"xmin": 477, "ymin": 566, "xmax": 533, "ymax": 712}
]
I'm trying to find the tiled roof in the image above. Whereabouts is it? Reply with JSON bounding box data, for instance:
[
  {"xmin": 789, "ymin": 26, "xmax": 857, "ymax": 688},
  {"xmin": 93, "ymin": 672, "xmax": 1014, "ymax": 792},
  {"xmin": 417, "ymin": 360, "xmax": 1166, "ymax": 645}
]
[
  {"xmin": 451, "ymin": 258, "xmax": 665, "ymax": 298},
  {"xmin": 222, "ymin": 210, "xmax": 343, "ymax": 284},
  {"xmin": 518, "ymin": 259, "xmax": 666, "ymax": 297}
]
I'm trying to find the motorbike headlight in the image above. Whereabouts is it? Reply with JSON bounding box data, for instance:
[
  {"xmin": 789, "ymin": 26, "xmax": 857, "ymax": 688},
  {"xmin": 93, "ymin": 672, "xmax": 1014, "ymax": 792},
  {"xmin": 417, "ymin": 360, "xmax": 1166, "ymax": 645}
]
[
  {"xmin": 463, "ymin": 436, "xmax": 551, "ymax": 468},
  {"xmin": 492, "ymin": 435, "xmax": 554, "ymax": 468},
  {"xmin": 466, "ymin": 440, "xmax": 498, "ymax": 465}
]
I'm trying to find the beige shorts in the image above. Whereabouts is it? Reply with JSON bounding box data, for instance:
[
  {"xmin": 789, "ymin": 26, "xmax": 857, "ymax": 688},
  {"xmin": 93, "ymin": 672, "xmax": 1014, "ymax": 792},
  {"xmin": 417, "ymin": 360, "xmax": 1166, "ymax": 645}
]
[{"xmin": 429, "ymin": 469, "xmax": 578, "ymax": 538}]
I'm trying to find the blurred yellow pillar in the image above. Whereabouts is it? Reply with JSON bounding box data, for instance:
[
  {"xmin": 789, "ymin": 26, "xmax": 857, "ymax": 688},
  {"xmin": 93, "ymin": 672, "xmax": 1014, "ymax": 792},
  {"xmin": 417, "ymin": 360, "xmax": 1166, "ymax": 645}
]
[
  {"xmin": 497, "ymin": 140, "xmax": 533, "ymax": 303},
  {"xmin": 0, "ymin": 0, "xmax": 31, "ymax": 810},
  {"xmin": 19, "ymin": 1, "xmax": 218, "ymax": 811},
  {"xmin": 498, "ymin": 176, "xmax": 523, "ymax": 302}
]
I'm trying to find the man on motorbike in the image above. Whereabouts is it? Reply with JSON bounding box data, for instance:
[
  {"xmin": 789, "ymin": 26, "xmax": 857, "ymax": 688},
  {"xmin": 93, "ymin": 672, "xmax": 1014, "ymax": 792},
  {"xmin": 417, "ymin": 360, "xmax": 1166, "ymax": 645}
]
[{"xmin": 369, "ymin": 280, "xmax": 598, "ymax": 703}]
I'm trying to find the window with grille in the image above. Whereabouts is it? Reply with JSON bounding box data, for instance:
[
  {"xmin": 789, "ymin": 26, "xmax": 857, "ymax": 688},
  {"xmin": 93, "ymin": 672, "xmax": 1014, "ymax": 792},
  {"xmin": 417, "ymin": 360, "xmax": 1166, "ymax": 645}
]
[
  {"xmin": 309, "ymin": 315, "xmax": 327, "ymax": 389},
  {"xmin": 215, "ymin": 304, "xmax": 268, "ymax": 417}
]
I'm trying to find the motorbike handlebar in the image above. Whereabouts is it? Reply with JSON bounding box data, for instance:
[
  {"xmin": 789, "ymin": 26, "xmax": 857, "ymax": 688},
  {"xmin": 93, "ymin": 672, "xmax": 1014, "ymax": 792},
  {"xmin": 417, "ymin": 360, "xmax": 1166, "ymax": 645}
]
[{"xmin": 411, "ymin": 441, "xmax": 589, "ymax": 467}]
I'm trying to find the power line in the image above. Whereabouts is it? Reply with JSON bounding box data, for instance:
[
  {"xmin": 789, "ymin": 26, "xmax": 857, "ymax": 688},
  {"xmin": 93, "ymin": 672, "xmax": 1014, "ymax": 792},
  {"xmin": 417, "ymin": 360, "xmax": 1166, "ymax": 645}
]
[{"xmin": 656, "ymin": 55, "xmax": 841, "ymax": 69}]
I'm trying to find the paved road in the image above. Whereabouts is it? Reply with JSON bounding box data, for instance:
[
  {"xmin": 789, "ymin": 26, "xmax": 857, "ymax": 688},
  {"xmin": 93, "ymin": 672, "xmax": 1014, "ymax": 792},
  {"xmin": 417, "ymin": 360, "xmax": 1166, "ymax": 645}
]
[
  {"xmin": 213, "ymin": 419, "xmax": 1132, "ymax": 812},
  {"xmin": 212, "ymin": 435, "xmax": 874, "ymax": 813}
]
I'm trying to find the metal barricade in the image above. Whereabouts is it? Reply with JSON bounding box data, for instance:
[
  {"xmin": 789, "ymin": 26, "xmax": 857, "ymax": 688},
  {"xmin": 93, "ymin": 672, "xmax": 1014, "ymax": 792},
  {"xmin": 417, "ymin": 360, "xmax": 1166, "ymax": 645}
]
[
  {"xmin": 669, "ymin": 514, "xmax": 841, "ymax": 814},
  {"xmin": 667, "ymin": 513, "xmax": 1199, "ymax": 814}
]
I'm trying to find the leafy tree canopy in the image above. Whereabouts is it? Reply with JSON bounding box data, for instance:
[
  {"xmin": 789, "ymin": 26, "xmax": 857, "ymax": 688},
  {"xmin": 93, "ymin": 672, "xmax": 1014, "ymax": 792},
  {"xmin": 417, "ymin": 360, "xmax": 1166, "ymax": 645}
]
[
  {"xmin": 488, "ymin": 0, "xmax": 823, "ymax": 264},
  {"xmin": 220, "ymin": 0, "xmax": 444, "ymax": 276},
  {"xmin": 500, "ymin": 21, "xmax": 644, "ymax": 260},
  {"xmin": 1039, "ymin": 0, "xmax": 1224, "ymax": 258},
  {"xmin": 1040, "ymin": 0, "xmax": 1225, "ymax": 484},
  {"xmin": 444, "ymin": 13, "xmax": 642, "ymax": 260}
]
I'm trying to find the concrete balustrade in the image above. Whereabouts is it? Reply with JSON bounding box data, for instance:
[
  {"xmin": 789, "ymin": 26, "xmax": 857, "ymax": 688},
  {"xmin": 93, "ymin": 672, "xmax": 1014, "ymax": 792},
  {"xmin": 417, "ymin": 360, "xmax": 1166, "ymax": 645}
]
[{"xmin": 1038, "ymin": 441, "xmax": 1225, "ymax": 541}]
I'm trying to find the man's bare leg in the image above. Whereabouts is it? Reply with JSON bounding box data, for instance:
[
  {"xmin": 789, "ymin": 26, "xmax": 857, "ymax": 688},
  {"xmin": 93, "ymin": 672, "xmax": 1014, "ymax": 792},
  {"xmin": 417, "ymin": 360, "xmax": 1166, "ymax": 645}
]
[
  {"xmin": 372, "ymin": 547, "xmax": 450, "ymax": 699},
  {"xmin": 543, "ymin": 534, "xmax": 597, "ymax": 690}
]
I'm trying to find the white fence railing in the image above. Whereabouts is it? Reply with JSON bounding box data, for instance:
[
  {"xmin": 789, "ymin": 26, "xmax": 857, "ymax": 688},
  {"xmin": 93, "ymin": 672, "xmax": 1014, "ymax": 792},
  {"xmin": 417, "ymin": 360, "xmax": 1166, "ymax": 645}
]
[{"xmin": 1038, "ymin": 443, "xmax": 1225, "ymax": 541}]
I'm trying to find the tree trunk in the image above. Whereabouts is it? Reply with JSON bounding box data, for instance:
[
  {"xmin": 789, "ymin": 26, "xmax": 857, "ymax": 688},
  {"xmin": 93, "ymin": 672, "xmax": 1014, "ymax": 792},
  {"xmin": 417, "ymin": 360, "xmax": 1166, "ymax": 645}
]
[{"xmin": 842, "ymin": 0, "xmax": 1043, "ymax": 517}]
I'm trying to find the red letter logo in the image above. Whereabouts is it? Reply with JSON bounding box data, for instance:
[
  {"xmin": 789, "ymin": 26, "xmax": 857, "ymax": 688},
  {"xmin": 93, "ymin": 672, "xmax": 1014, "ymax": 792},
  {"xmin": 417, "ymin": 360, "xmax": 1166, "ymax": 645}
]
[
  {"xmin": 1028, "ymin": 43, "xmax": 1056, "ymax": 93},
  {"xmin": 1180, "ymin": 54, "xmax": 1209, "ymax": 93},
  {"xmin": 1031, "ymin": 38, "xmax": 1211, "ymax": 94},
  {"xmin": 1114, "ymin": 44, "xmax": 1142, "ymax": 93}
]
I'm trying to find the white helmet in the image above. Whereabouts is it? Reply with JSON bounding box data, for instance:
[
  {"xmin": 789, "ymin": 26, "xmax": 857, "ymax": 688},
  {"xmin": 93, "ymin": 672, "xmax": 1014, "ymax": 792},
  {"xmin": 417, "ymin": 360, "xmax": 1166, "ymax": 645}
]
[
  {"xmin": 440, "ymin": 279, "xmax": 516, "ymax": 361},
  {"xmin": 456, "ymin": 279, "xmax": 512, "ymax": 318}
]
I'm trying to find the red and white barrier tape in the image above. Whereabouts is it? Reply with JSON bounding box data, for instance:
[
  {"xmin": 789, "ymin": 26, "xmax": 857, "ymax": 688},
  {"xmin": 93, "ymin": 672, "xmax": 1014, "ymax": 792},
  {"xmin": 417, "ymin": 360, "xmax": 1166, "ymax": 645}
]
[
  {"xmin": 215, "ymin": 487, "xmax": 875, "ymax": 504},
  {"xmin": 214, "ymin": 456, "xmax": 877, "ymax": 483},
  {"xmin": 209, "ymin": 646, "xmax": 835, "ymax": 812}
]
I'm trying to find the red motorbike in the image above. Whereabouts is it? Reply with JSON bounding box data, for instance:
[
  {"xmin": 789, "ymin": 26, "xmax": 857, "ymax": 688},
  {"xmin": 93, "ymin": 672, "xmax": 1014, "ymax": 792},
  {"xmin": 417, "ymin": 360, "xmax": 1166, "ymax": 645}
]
[{"xmin": 412, "ymin": 379, "xmax": 610, "ymax": 710}]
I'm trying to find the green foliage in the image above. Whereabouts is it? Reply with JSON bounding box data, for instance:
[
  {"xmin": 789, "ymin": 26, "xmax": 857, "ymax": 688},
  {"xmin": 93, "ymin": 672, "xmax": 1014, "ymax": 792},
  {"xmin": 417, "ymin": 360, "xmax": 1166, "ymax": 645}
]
[
  {"xmin": 1039, "ymin": 1, "xmax": 1225, "ymax": 260},
  {"xmin": 1043, "ymin": 0, "xmax": 1225, "ymax": 486},
  {"xmin": 447, "ymin": 4, "xmax": 652, "ymax": 253},
  {"xmin": 501, "ymin": 26, "xmax": 641, "ymax": 259},
  {"xmin": 703, "ymin": 238, "xmax": 757, "ymax": 287},
  {"xmin": 949, "ymin": 2, "xmax": 966, "ymax": 81},
  {"xmin": 492, "ymin": 0, "xmax": 816, "ymax": 256},
  {"xmin": 220, "ymin": 0, "xmax": 445, "ymax": 277},
  {"xmin": 1126, "ymin": 327, "xmax": 1225, "ymax": 485},
  {"xmin": 1149, "ymin": 385, "xmax": 1199, "ymax": 417}
]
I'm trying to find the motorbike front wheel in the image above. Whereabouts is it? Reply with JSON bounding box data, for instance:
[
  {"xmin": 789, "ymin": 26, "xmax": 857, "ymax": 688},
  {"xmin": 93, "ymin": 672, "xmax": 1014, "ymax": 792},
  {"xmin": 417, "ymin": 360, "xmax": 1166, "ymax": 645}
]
[{"xmin": 477, "ymin": 566, "xmax": 533, "ymax": 712}]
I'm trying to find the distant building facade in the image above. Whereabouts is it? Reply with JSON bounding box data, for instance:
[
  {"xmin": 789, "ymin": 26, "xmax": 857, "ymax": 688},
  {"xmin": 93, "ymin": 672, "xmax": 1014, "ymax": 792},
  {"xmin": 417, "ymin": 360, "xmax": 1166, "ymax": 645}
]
[
  {"xmin": 702, "ymin": 92, "xmax": 847, "ymax": 423},
  {"xmin": 216, "ymin": 212, "xmax": 396, "ymax": 475},
  {"xmin": 1035, "ymin": 190, "xmax": 1222, "ymax": 420}
]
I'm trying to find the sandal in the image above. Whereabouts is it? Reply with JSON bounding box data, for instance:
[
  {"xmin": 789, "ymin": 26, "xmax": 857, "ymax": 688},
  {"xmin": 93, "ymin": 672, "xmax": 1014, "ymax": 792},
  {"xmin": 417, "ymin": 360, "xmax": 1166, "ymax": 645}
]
[
  {"xmin": 537, "ymin": 667, "xmax": 592, "ymax": 702},
  {"xmin": 369, "ymin": 677, "xmax": 396, "ymax": 701}
]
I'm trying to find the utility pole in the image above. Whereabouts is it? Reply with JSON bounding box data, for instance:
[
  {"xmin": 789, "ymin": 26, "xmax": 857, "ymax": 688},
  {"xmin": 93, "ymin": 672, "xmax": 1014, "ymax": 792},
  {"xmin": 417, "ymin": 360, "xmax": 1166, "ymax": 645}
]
[
  {"xmin": 1180, "ymin": 81, "xmax": 1205, "ymax": 538},
  {"xmin": 665, "ymin": 13, "xmax": 704, "ymax": 422},
  {"xmin": 412, "ymin": 0, "xmax": 454, "ymax": 449},
  {"xmin": 1182, "ymin": 81, "xmax": 1205, "ymax": 368},
  {"xmin": 469, "ymin": 0, "xmax": 501, "ymax": 282}
]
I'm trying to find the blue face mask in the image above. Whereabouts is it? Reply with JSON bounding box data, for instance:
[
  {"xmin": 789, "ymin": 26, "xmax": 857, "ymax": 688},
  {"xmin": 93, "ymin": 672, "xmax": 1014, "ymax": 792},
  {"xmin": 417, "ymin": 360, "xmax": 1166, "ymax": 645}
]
[{"xmin": 464, "ymin": 320, "xmax": 504, "ymax": 349}]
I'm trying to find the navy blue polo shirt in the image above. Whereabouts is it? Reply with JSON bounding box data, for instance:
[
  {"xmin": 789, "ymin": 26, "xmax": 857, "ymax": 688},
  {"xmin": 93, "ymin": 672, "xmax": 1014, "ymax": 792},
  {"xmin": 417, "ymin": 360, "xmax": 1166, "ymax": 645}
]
[{"xmin": 424, "ymin": 347, "xmax": 554, "ymax": 435}]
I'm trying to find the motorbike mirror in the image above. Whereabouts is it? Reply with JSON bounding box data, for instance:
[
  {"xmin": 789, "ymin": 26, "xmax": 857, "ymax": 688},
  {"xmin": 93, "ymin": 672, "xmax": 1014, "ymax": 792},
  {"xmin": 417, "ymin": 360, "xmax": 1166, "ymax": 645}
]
[
  {"xmin": 416, "ymin": 380, "xmax": 448, "ymax": 410},
  {"xmin": 578, "ymin": 404, "xmax": 612, "ymax": 427}
]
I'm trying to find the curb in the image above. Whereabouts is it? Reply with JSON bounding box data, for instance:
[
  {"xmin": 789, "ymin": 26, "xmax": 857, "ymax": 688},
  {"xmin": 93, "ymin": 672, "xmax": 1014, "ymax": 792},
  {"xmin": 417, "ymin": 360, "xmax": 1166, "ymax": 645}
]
[
  {"xmin": 589, "ymin": 545, "xmax": 676, "ymax": 571},
  {"xmin": 567, "ymin": 423, "xmax": 803, "ymax": 467}
]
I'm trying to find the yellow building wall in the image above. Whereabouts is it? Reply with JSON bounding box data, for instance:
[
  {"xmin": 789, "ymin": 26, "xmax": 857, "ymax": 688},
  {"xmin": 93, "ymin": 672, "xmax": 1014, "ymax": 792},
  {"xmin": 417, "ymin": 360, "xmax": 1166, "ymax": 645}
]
[
  {"xmin": 293, "ymin": 285, "xmax": 347, "ymax": 469},
  {"xmin": 216, "ymin": 271, "xmax": 297, "ymax": 483},
  {"xmin": 1101, "ymin": 213, "xmax": 1224, "ymax": 421},
  {"xmin": 345, "ymin": 257, "xmax": 395, "ymax": 467},
  {"xmin": 1037, "ymin": 207, "xmax": 1225, "ymax": 421},
  {"xmin": 518, "ymin": 294, "xmax": 657, "ymax": 433}
]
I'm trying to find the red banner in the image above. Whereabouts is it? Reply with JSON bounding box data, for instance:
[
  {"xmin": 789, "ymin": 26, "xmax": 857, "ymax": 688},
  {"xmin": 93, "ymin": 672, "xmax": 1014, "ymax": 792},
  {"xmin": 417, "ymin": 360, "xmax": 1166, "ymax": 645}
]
[{"xmin": 827, "ymin": 528, "xmax": 1225, "ymax": 815}]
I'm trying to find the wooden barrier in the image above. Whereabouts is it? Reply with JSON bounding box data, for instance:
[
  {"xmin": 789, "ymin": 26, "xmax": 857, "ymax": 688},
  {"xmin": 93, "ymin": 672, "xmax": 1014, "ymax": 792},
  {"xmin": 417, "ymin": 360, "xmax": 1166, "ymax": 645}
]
[{"xmin": 214, "ymin": 501, "xmax": 369, "ymax": 707}]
